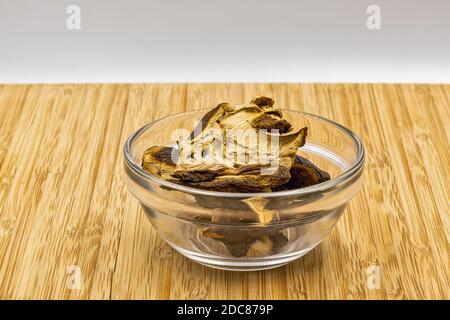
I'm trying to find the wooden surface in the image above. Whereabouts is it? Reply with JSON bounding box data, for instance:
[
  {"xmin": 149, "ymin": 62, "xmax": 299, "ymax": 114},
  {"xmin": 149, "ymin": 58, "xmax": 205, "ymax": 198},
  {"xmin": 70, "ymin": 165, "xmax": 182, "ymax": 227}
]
[{"xmin": 0, "ymin": 84, "xmax": 448, "ymax": 300}]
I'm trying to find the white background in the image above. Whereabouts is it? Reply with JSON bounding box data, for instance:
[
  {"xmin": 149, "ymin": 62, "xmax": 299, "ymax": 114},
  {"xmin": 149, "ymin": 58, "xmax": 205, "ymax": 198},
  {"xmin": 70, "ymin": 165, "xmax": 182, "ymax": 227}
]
[{"xmin": 1, "ymin": 0, "xmax": 449, "ymax": 83}]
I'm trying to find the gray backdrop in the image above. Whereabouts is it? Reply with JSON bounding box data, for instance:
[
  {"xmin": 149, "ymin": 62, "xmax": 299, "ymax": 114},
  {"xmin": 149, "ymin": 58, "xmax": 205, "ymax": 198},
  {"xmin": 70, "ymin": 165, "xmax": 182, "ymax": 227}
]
[{"xmin": 0, "ymin": 0, "xmax": 449, "ymax": 83}]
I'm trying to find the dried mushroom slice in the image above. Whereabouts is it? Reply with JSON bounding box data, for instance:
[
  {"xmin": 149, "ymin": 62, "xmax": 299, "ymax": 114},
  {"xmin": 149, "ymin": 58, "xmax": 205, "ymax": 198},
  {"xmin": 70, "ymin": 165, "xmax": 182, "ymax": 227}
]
[
  {"xmin": 172, "ymin": 164, "xmax": 290, "ymax": 192},
  {"xmin": 189, "ymin": 102, "xmax": 234, "ymax": 140},
  {"xmin": 246, "ymin": 235, "xmax": 273, "ymax": 257},
  {"xmin": 242, "ymin": 197, "xmax": 276, "ymax": 224},
  {"xmin": 296, "ymin": 156, "xmax": 331, "ymax": 182},
  {"xmin": 142, "ymin": 146, "xmax": 177, "ymax": 180},
  {"xmin": 276, "ymin": 127, "xmax": 308, "ymax": 167},
  {"xmin": 271, "ymin": 231, "xmax": 289, "ymax": 253},
  {"xmin": 274, "ymin": 155, "xmax": 331, "ymax": 191},
  {"xmin": 201, "ymin": 227, "xmax": 256, "ymax": 257},
  {"xmin": 201, "ymin": 226, "xmax": 288, "ymax": 258},
  {"xmin": 218, "ymin": 102, "xmax": 284, "ymax": 132},
  {"xmin": 252, "ymin": 114, "xmax": 291, "ymax": 133},
  {"xmin": 251, "ymin": 96, "xmax": 275, "ymax": 108}
]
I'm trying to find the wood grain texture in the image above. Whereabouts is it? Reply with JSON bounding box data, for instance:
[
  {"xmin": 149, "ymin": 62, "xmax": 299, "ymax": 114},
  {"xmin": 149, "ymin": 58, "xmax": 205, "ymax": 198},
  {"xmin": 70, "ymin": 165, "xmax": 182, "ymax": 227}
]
[{"xmin": 0, "ymin": 84, "xmax": 448, "ymax": 300}]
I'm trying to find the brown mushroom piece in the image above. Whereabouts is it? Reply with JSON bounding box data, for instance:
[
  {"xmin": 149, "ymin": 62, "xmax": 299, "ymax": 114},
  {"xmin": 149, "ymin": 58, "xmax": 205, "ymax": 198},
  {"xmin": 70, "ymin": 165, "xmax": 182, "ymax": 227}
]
[
  {"xmin": 201, "ymin": 226, "xmax": 288, "ymax": 258},
  {"xmin": 273, "ymin": 155, "xmax": 331, "ymax": 191},
  {"xmin": 142, "ymin": 146, "xmax": 178, "ymax": 180}
]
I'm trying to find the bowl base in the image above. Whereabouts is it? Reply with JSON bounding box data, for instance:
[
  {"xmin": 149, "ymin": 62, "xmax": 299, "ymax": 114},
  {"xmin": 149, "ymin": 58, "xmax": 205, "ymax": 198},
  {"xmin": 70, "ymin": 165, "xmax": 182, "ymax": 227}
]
[{"xmin": 169, "ymin": 243, "xmax": 316, "ymax": 271}]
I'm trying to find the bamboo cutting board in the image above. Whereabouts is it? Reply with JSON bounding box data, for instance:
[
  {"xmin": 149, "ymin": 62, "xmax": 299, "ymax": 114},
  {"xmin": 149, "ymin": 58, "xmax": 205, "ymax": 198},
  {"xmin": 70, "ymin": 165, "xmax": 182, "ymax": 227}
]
[{"xmin": 0, "ymin": 84, "xmax": 448, "ymax": 300}]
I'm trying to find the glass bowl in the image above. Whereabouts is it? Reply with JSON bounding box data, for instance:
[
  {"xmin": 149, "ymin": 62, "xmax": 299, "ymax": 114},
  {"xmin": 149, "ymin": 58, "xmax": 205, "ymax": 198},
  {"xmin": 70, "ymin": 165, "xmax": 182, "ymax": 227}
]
[{"xmin": 123, "ymin": 110, "xmax": 364, "ymax": 271}]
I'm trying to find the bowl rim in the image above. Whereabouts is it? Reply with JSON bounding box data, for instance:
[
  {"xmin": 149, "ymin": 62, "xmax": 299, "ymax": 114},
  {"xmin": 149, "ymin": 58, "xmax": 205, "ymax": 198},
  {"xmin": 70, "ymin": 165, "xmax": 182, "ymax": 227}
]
[{"xmin": 123, "ymin": 109, "xmax": 365, "ymax": 198}]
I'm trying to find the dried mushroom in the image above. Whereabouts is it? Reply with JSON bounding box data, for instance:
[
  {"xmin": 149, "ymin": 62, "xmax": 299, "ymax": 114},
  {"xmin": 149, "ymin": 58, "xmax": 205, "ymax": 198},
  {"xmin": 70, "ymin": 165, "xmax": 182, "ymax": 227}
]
[
  {"xmin": 201, "ymin": 227, "xmax": 288, "ymax": 258},
  {"xmin": 273, "ymin": 156, "xmax": 331, "ymax": 191},
  {"xmin": 141, "ymin": 97, "xmax": 331, "ymax": 258},
  {"xmin": 142, "ymin": 146, "xmax": 177, "ymax": 180}
]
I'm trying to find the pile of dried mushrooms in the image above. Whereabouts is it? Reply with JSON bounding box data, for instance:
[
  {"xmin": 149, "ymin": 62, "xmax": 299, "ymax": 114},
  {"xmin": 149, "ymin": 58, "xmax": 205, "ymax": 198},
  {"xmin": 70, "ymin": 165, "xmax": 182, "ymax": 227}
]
[{"xmin": 143, "ymin": 96, "xmax": 329, "ymax": 192}]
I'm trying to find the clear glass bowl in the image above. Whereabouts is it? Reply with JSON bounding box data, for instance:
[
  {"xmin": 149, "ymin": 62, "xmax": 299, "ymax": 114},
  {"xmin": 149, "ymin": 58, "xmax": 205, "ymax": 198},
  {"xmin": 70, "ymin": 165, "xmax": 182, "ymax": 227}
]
[{"xmin": 123, "ymin": 110, "xmax": 364, "ymax": 271}]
